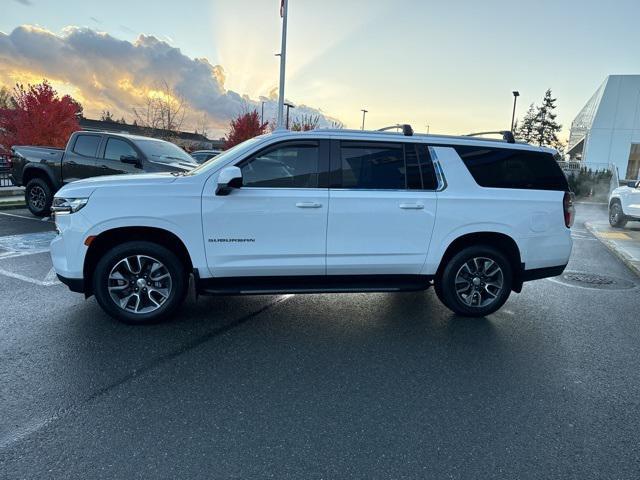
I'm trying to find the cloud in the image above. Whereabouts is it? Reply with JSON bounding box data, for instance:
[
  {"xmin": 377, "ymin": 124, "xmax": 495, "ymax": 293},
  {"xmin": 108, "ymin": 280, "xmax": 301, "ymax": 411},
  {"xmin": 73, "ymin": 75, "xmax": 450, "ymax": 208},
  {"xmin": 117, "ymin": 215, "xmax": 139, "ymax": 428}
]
[{"xmin": 0, "ymin": 25, "xmax": 341, "ymax": 136}]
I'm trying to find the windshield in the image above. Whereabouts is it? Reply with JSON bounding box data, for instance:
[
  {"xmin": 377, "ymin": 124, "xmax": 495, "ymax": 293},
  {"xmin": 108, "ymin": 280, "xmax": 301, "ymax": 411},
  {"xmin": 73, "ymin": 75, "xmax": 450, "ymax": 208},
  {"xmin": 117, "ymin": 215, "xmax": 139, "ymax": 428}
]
[
  {"xmin": 134, "ymin": 139, "xmax": 195, "ymax": 163},
  {"xmin": 187, "ymin": 136, "xmax": 265, "ymax": 175}
]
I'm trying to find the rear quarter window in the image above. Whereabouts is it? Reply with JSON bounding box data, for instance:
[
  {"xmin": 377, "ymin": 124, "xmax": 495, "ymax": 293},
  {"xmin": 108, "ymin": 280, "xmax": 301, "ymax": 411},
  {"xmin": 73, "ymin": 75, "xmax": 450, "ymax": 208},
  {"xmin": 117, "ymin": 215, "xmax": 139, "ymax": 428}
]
[{"xmin": 454, "ymin": 146, "xmax": 568, "ymax": 191}]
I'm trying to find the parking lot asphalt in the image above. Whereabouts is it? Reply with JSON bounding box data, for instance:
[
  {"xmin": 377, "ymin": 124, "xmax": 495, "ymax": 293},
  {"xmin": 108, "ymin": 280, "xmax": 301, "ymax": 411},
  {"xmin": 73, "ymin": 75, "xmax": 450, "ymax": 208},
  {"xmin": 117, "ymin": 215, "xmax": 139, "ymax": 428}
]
[{"xmin": 0, "ymin": 205, "xmax": 639, "ymax": 479}]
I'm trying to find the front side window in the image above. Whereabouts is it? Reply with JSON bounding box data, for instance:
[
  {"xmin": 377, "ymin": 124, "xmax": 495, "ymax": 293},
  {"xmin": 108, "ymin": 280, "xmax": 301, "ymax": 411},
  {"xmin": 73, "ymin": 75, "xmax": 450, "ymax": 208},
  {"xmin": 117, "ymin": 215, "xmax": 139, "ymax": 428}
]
[
  {"xmin": 104, "ymin": 138, "xmax": 137, "ymax": 161},
  {"xmin": 241, "ymin": 142, "xmax": 319, "ymax": 188},
  {"xmin": 72, "ymin": 135, "xmax": 101, "ymax": 157},
  {"xmin": 339, "ymin": 142, "xmax": 405, "ymax": 189}
]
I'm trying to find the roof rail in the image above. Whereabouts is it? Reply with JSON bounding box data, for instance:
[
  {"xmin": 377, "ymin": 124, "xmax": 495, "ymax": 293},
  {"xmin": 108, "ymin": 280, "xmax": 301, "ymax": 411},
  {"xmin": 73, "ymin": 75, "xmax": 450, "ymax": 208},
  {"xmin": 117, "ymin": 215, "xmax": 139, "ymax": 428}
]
[
  {"xmin": 465, "ymin": 130, "xmax": 515, "ymax": 144},
  {"xmin": 377, "ymin": 124, "xmax": 414, "ymax": 136}
]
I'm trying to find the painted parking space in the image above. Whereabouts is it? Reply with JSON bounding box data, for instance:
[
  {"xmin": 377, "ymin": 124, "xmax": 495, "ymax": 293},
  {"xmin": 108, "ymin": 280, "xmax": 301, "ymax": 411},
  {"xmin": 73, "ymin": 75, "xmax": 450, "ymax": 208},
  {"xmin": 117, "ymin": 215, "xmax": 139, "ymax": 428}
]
[{"xmin": 0, "ymin": 212, "xmax": 59, "ymax": 286}]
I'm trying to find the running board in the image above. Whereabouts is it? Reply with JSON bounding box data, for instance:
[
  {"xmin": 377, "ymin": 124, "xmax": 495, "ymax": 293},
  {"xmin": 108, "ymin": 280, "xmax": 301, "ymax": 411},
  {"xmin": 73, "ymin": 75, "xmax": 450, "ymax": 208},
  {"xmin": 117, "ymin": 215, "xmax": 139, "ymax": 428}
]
[{"xmin": 197, "ymin": 275, "xmax": 433, "ymax": 296}]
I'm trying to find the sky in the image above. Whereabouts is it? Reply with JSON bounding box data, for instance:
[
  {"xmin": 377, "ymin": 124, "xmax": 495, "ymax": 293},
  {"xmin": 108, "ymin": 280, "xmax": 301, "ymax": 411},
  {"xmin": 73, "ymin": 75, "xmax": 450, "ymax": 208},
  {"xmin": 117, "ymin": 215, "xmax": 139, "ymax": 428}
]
[{"xmin": 2, "ymin": 0, "xmax": 640, "ymax": 138}]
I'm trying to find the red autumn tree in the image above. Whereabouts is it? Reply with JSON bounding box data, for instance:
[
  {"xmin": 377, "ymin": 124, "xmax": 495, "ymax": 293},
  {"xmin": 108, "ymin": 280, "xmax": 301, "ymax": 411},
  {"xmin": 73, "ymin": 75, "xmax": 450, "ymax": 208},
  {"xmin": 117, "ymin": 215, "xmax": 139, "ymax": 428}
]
[
  {"xmin": 224, "ymin": 110, "xmax": 268, "ymax": 149},
  {"xmin": 0, "ymin": 80, "xmax": 82, "ymax": 152}
]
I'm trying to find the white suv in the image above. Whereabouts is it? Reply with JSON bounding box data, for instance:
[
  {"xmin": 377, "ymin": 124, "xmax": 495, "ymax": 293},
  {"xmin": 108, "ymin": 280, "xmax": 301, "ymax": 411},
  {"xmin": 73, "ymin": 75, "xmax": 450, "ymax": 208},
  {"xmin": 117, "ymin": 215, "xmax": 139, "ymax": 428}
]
[
  {"xmin": 50, "ymin": 128, "xmax": 574, "ymax": 324},
  {"xmin": 609, "ymin": 179, "xmax": 640, "ymax": 228}
]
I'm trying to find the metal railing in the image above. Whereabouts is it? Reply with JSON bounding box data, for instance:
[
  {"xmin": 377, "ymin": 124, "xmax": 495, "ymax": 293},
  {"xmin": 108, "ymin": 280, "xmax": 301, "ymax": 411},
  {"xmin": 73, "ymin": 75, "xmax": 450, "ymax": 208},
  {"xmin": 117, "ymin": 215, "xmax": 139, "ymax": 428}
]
[
  {"xmin": 557, "ymin": 161, "xmax": 612, "ymax": 175},
  {"xmin": 0, "ymin": 154, "xmax": 13, "ymax": 187}
]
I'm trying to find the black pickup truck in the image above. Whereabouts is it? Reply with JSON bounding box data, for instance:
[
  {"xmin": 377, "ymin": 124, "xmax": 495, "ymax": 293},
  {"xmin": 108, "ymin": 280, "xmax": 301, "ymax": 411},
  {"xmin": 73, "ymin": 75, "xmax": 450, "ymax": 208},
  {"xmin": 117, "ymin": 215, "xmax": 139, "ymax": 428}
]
[{"xmin": 10, "ymin": 131, "xmax": 198, "ymax": 216}]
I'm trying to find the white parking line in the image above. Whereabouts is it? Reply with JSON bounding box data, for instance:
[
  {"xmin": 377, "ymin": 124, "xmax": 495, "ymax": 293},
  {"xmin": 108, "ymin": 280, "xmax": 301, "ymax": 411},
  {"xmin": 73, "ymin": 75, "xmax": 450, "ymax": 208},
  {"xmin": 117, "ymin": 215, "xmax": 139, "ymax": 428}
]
[
  {"xmin": 0, "ymin": 211, "xmax": 53, "ymax": 222},
  {"xmin": 0, "ymin": 266, "xmax": 60, "ymax": 286}
]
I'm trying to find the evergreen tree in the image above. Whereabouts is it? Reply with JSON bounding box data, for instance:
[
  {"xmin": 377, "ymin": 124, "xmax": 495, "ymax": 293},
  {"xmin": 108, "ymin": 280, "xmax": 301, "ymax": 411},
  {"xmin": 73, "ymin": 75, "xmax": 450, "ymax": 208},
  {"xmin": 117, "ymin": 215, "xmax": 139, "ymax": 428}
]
[
  {"xmin": 533, "ymin": 89, "xmax": 562, "ymax": 148},
  {"xmin": 515, "ymin": 103, "xmax": 537, "ymax": 143}
]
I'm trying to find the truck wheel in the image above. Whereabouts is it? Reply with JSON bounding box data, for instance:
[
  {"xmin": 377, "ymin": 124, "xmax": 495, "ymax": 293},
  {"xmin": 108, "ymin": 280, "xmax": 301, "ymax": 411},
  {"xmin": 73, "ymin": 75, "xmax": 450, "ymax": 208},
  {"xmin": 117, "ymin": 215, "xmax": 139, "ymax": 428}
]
[
  {"xmin": 609, "ymin": 202, "xmax": 628, "ymax": 228},
  {"xmin": 25, "ymin": 178, "xmax": 53, "ymax": 217},
  {"xmin": 93, "ymin": 241, "xmax": 188, "ymax": 325},
  {"xmin": 435, "ymin": 245, "xmax": 512, "ymax": 317}
]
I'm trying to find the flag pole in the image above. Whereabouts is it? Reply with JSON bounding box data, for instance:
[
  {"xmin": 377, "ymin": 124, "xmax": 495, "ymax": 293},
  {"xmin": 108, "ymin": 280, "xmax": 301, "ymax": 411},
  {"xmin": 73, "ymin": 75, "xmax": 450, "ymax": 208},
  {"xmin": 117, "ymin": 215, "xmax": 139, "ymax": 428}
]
[{"xmin": 276, "ymin": 0, "xmax": 288, "ymax": 130}]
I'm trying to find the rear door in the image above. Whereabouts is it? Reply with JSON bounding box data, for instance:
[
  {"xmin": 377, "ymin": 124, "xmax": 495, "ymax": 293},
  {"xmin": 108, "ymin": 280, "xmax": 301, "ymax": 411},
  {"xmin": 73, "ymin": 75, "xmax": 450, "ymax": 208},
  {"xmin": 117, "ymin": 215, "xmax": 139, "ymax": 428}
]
[
  {"xmin": 326, "ymin": 140, "xmax": 438, "ymax": 275},
  {"xmin": 98, "ymin": 136, "xmax": 142, "ymax": 176},
  {"xmin": 61, "ymin": 133, "xmax": 103, "ymax": 182}
]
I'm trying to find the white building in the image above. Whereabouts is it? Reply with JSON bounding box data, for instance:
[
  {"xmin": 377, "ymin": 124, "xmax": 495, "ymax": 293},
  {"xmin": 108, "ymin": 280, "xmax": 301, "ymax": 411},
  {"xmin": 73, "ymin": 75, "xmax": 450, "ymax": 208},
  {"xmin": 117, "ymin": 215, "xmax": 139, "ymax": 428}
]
[{"xmin": 567, "ymin": 75, "xmax": 640, "ymax": 180}]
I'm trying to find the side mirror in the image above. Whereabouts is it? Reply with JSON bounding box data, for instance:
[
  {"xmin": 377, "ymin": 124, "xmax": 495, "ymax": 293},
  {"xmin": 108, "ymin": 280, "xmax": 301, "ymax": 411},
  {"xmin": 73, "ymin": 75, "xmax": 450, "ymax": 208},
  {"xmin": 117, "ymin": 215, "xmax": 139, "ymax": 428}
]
[
  {"xmin": 627, "ymin": 180, "xmax": 639, "ymax": 188},
  {"xmin": 121, "ymin": 155, "xmax": 142, "ymax": 169},
  {"xmin": 216, "ymin": 166, "xmax": 243, "ymax": 196}
]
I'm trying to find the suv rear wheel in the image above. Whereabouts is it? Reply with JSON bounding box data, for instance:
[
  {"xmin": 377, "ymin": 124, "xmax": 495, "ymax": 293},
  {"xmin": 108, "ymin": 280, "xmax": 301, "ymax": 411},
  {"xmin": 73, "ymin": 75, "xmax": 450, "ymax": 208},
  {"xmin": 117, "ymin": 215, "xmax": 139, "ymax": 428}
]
[
  {"xmin": 25, "ymin": 178, "xmax": 53, "ymax": 217},
  {"xmin": 93, "ymin": 241, "xmax": 188, "ymax": 324},
  {"xmin": 435, "ymin": 245, "xmax": 512, "ymax": 317}
]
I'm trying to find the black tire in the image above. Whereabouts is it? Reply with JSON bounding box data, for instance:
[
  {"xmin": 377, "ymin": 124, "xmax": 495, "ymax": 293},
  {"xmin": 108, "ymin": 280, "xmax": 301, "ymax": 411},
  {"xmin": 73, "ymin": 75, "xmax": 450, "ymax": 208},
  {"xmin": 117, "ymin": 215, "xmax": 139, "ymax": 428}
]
[
  {"xmin": 25, "ymin": 178, "xmax": 53, "ymax": 217},
  {"xmin": 93, "ymin": 241, "xmax": 188, "ymax": 325},
  {"xmin": 434, "ymin": 245, "xmax": 513, "ymax": 317},
  {"xmin": 609, "ymin": 201, "xmax": 628, "ymax": 228}
]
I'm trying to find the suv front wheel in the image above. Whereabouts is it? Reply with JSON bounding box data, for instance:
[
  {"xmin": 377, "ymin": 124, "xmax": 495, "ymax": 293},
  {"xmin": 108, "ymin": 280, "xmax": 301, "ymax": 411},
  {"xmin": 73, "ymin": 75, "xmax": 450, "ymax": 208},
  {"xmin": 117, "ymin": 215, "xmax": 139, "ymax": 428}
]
[
  {"xmin": 435, "ymin": 245, "xmax": 513, "ymax": 317},
  {"xmin": 609, "ymin": 201, "xmax": 627, "ymax": 228},
  {"xmin": 93, "ymin": 241, "xmax": 188, "ymax": 324}
]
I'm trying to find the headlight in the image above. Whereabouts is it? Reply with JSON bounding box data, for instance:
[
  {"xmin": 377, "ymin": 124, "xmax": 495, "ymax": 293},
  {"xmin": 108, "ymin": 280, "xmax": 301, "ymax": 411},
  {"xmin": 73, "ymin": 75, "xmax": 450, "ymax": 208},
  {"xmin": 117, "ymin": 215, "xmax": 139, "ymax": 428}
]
[{"xmin": 51, "ymin": 197, "xmax": 89, "ymax": 214}]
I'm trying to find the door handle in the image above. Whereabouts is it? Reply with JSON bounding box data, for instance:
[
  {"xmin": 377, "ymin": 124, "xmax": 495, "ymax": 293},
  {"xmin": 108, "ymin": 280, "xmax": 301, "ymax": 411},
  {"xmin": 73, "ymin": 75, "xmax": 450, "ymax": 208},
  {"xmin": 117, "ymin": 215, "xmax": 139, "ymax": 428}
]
[
  {"xmin": 399, "ymin": 203, "xmax": 424, "ymax": 209},
  {"xmin": 296, "ymin": 202, "xmax": 322, "ymax": 208}
]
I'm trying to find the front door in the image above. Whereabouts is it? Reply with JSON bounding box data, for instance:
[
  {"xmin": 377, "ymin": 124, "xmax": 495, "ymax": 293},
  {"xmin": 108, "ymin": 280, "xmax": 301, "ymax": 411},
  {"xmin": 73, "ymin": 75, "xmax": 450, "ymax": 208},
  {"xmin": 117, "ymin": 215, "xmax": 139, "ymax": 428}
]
[
  {"xmin": 626, "ymin": 180, "xmax": 640, "ymax": 217},
  {"xmin": 98, "ymin": 137, "xmax": 142, "ymax": 176},
  {"xmin": 326, "ymin": 140, "xmax": 438, "ymax": 275},
  {"xmin": 202, "ymin": 140, "xmax": 329, "ymax": 277}
]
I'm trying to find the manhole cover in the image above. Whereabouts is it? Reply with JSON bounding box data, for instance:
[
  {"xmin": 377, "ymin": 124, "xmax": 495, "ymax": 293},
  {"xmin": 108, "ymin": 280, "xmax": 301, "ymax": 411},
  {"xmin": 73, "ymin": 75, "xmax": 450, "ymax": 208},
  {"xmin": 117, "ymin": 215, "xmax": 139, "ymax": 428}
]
[{"xmin": 552, "ymin": 270, "xmax": 637, "ymax": 290}]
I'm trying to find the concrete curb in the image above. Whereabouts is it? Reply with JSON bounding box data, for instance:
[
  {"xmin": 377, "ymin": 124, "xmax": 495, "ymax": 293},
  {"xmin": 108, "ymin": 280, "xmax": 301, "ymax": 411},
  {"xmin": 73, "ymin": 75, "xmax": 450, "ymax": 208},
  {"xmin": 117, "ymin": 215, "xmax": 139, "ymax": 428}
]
[
  {"xmin": 575, "ymin": 200, "xmax": 607, "ymax": 206},
  {"xmin": 585, "ymin": 221, "xmax": 640, "ymax": 278}
]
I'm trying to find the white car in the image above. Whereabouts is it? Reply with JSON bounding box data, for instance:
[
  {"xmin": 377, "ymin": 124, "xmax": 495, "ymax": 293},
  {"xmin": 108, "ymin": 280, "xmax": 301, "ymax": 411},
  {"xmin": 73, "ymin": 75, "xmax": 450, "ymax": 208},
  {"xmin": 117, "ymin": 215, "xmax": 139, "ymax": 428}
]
[
  {"xmin": 609, "ymin": 179, "xmax": 640, "ymax": 228},
  {"xmin": 50, "ymin": 128, "xmax": 574, "ymax": 324}
]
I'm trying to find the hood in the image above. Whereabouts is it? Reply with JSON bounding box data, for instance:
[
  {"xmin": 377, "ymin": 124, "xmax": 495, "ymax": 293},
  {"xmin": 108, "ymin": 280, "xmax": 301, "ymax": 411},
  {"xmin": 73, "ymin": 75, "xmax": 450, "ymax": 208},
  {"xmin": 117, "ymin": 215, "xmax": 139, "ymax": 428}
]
[
  {"xmin": 148, "ymin": 158, "xmax": 198, "ymax": 171},
  {"xmin": 56, "ymin": 172, "xmax": 177, "ymax": 198}
]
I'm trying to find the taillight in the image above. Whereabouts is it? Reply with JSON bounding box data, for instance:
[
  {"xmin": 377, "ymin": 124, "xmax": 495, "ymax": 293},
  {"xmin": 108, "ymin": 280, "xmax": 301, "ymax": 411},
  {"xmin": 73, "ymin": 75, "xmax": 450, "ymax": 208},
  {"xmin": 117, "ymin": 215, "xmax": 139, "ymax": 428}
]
[{"xmin": 563, "ymin": 191, "xmax": 575, "ymax": 228}]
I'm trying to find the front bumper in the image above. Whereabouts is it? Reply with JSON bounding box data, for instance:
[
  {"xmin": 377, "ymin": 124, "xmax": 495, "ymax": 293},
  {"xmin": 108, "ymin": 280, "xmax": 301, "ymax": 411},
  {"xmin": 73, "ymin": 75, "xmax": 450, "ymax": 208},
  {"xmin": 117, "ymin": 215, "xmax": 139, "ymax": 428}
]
[{"xmin": 50, "ymin": 211, "xmax": 92, "ymax": 286}]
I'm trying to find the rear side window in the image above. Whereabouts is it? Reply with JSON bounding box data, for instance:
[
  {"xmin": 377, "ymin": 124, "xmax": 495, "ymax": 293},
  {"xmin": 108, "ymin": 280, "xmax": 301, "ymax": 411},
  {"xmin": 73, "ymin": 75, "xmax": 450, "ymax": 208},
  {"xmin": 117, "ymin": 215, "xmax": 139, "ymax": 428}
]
[
  {"xmin": 454, "ymin": 146, "xmax": 568, "ymax": 191},
  {"xmin": 339, "ymin": 142, "xmax": 405, "ymax": 189},
  {"xmin": 72, "ymin": 135, "xmax": 101, "ymax": 157},
  {"xmin": 405, "ymin": 144, "xmax": 438, "ymax": 190},
  {"xmin": 335, "ymin": 141, "xmax": 438, "ymax": 190}
]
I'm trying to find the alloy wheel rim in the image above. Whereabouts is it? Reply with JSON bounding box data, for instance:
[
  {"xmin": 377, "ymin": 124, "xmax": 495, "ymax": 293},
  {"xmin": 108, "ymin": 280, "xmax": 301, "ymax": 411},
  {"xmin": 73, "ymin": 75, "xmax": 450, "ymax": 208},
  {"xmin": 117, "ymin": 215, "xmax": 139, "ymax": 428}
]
[
  {"xmin": 610, "ymin": 205, "xmax": 619, "ymax": 223},
  {"xmin": 454, "ymin": 257, "xmax": 504, "ymax": 308},
  {"xmin": 29, "ymin": 186, "xmax": 46, "ymax": 210},
  {"xmin": 108, "ymin": 255, "xmax": 172, "ymax": 314}
]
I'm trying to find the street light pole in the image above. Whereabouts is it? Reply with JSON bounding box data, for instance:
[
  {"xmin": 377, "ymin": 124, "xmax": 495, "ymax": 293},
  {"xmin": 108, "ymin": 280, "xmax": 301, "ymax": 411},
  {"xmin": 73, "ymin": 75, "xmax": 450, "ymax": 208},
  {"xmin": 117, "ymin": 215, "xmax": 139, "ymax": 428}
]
[
  {"xmin": 261, "ymin": 101, "xmax": 265, "ymax": 125},
  {"xmin": 284, "ymin": 102, "xmax": 295, "ymax": 129},
  {"xmin": 510, "ymin": 91, "xmax": 520, "ymax": 132},
  {"xmin": 276, "ymin": 0, "xmax": 289, "ymax": 130},
  {"xmin": 360, "ymin": 109, "xmax": 368, "ymax": 130}
]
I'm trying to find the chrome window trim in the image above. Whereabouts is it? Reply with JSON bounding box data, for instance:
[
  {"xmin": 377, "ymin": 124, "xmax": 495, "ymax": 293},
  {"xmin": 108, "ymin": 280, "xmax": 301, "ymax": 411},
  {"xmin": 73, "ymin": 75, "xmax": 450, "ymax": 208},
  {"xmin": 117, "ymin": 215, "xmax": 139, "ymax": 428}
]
[{"xmin": 429, "ymin": 146, "xmax": 447, "ymax": 192}]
